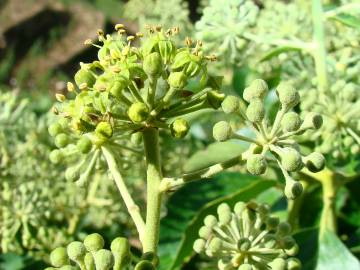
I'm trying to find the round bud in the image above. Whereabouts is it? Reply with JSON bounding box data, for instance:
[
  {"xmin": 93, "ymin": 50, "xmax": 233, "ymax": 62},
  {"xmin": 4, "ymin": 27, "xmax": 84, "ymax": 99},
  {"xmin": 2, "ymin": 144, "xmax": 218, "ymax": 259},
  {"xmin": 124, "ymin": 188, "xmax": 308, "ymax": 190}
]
[
  {"xmin": 50, "ymin": 247, "xmax": 69, "ymax": 267},
  {"xmin": 84, "ymin": 253, "xmax": 95, "ymax": 270},
  {"xmin": 193, "ymin": 239, "xmax": 206, "ymax": 253},
  {"xmin": 218, "ymin": 211, "xmax": 232, "ymax": 226},
  {"xmin": 134, "ymin": 260, "xmax": 155, "ymax": 270},
  {"xmin": 94, "ymin": 249, "xmax": 114, "ymax": 270},
  {"xmin": 304, "ymin": 152, "xmax": 325, "ymax": 172},
  {"xmin": 286, "ymin": 243, "xmax": 299, "ymax": 256},
  {"xmin": 95, "ymin": 122, "xmax": 113, "ymax": 139},
  {"xmin": 209, "ymin": 237, "xmax": 222, "ymax": 253},
  {"xmin": 217, "ymin": 203, "xmax": 231, "ymax": 216},
  {"xmin": 128, "ymin": 102, "xmax": 149, "ymax": 123},
  {"xmin": 301, "ymin": 112, "xmax": 323, "ymax": 130},
  {"xmin": 246, "ymin": 99, "xmax": 265, "ymax": 123},
  {"xmin": 238, "ymin": 263, "xmax": 253, "ymax": 270},
  {"xmin": 221, "ymin": 95, "xmax": 239, "ymax": 114},
  {"xmin": 343, "ymin": 136, "xmax": 354, "ymax": 147},
  {"xmin": 140, "ymin": 252, "xmax": 159, "ymax": 266},
  {"xmin": 234, "ymin": 201, "xmax": 246, "ymax": 215},
  {"xmin": 280, "ymin": 148, "xmax": 303, "ymax": 172},
  {"xmin": 237, "ymin": 238, "xmax": 251, "ymax": 251},
  {"xmin": 246, "ymin": 154, "xmax": 267, "ymax": 175},
  {"xmin": 55, "ymin": 133, "xmax": 69, "ymax": 148},
  {"xmin": 199, "ymin": 226, "xmax": 212, "ymax": 239},
  {"xmin": 48, "ymin": 123, "xmax": 63, "ymax": 137},
  {"xmin": 143, "ymin": 52, "xmax": 162, "ymax": 77},
  {"xmin": 207, "ymin": 91, "xmax": 226, "ymax": 109},
  {"xmin": 67, "ymin": 241, "xmax": 86, "ymax": 262},
  {"xmin": 74, "ymin": 68, "xmax": 96, "ymax": 88},
  {"xmin": 49, "ymin": 149, "xmax": 63, "ymax": 164},
  {"xmin": 276, "ymin": 82, "xmax": 299, "ymax": 109},
  {"xmin": 281, "ymin": 235, "xmax": 296, "ymax": 249},
  {"xmin": 110, "ymin": 78, "xmax": 128, "ymax": 98},
  {"xmin": 213, "ymin": 121, "xmax": 232, "ymax": 142},
  {"xmin": 77, "ymin": 136, "xmax": 92, "ymax": 154},
  {"xmin": 285, "ymin": 181, "xmax": 303, "ymax": 200},
  {"xmin": 277, "ymin": 222, "xmax": 292, "ymax": 236},
  {"xmin": 287, "ymin": 258, "xmax": 301, "ymax": 270},
  {"xmin": 266, "ymin": 216, "xmax": 280, "ymax": 230},
  {"xmin": 269, "ymin": 258, "xmax": 286, "ymax": 270},
  {"xmin": 204, "ymin": 215, "xmax": 217, "ymax": 228},
  {"xmin": 65, "ymin": 166, "xmax": 80, "ymax": 182},
  {"xmin": 243, "ymin": 79, "xmax": 268, "ymax": 102},
  {"xmin": 351, "ymin": 144, "xmax": 360, "ymax": 155},
  {"xmin": 168, "ymin": 72, "xmax": 187, "ymax": 89},
  {"xmin": 84, "ymin": 233, "xmax": 104, "ymax": 252},
  {"xmin": 170, "ymin": 118, "xmax": 190, "ymax": 139},
  {"xmin": 281, "ymin": 112, "xmax": 301, "ymax": 132},
  {"xmin": 111, "ymin": 237, "xmax": 131, "ymax": 267}
]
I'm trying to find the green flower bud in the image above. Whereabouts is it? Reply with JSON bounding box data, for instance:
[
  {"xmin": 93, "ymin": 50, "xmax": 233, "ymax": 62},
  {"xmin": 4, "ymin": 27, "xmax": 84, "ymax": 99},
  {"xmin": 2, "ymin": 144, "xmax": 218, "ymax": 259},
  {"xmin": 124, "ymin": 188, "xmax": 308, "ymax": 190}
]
[
  {"xmin": 343, "ymin": 136, "xmax": 354, "ymax": 147},
  {"xmin": 213, "ymin": 121, "xmax": 232, "ymax": 142},
  {"xmin": 84, "ymin": 252, "xmax": 95, "ymax": 270},
  {"xmin": 266, "ymin": 216, "xmax": 280, "ymax": 230},
  {"xmin": 65, "ymin": 166, "xmax": 80, "ymax": 182},
  {"xmin": 193, "ymin": 239, "xmax": 206, "ymax": 253},
  {"xmin": 281, "ymin": 235, "xmax": 296, "ymax": 249},
  {"xmin": 55, "ymin": 133, "xmax": 69, "ymax": 148},
  {"xmin": 304, "ymin": 152, "xmax": 325, "ymax": 172},
  {"xmin": 59, "ymin": 266, "xmax": 77, "ymax": 270},
  {"xmin": 94, "ymin": 249, "xmax": 114, "ymax": 270},
  {"xmin": 246, "ymin": 99, "xmax": 265, "ymax": 122},
  {"xmin": 280, "ymin": 148, "xmax": 303, "ymax": 172},
  {"xmin": 168, "ymin": 72, "xmax": 187, "ymax": 89},
  {"xmin": 243, "ymin": 79, "xmax": 268, "ymax": 102},
  {"xmin": 269, "ymin": 258, "xmax": 286, "ymax": 270},
  {"xmin": 48, "ymin": 123, "xmax": 63, "ymax": 137},
  {"xmin": 301, "ymin": 112, "xmax": 323, "ymax": 130},
  {"xmin": 246, "ymin": 154, "xmax": 267, "ymax": 175},
  {"xmin": 351, "ymin": 144, "xmax": 360, "ymax": 155},
  {"xmin": 281, "ymin": 112, "xmax": 301, "ymax": 132},
  {"xmin": 84, "ymin": 233, "xmax": 105, "ymax": 252},
  {"xmin": 95, "ymin": 122, "xmax": 113, "ymax": 139},
  {"xmin": 206, "ymin": 91, "xmax": 226, "ymax": 109},
  {"xmin": 110, "ymin": 237, "xmax": 131, "ymax": 270},
  {"xmin": 74, "ymin": 67, "xmax": 96, "ymax": 88},
  {"xmin": 221, "ymin": 95, "xmax": 240, "ymax": 114},
  {"xmin": 110, "ymin": 77, "xmax": 129, "ymax": 98},
  {"xmin": 238, "ymin": 264, "xmax": 253, "ymax": 270},
  {"xmin": 67, "ymin": 241, "xmax": 86, "ymax": 262},
  {"xmin": 77, "ymin": 136, "xmax": 93, "ymax": 154},
  {"xmin": 49, "ymin": 149, "xmax": 63, "ymax": 164},
  {"xmin": 143, "ymin": 52, "xmax": 162, "ymax": 77},
  {"xmin": 170, "ymin": 118, "xmax": 190, "ymax": 139},
  {"xmin": 285, "ymin": 181, "xmax": 303, "ymax": 200},
  {"xmin": 134, "ymin": 260, "xmax": 155, "ymax": 270},
  {"xmin": 277, "ymin": 222, "xmax": 292, "ymax": 236},
  {"xmin": 50, "ymin": 247, "xmax": 69, "ymax": 267},
  {"xmin": 286, "ymin": 244, "xmax": 299, "ymax": 256},
  {"xmin": 209, "ymin": 237, "xmax": 222, "ymax": 253},
  {"xmin": 140, "ymin": 252, "xmax": 159, "ymax": 266},
  {"xmin": 234, "ymin": 201, "xmax": 246, "ymax": 215},
  {"xmin": 199, "ymin": 226, "xmax": 212, "ymax": 239},
  {"xmin": 204, "ymin": 215, "xmax": 217, "ymax": 228},
  {"xmin": 128, "ymin": 102, "xmax": 149, "ymax": 123},
  {"xmin": 276, "ymin": 82, "xmax": 299, "ymax": 109},
  {"xmin": 287, "ymin": 258, "xmax": 301, "ymax": 270}
]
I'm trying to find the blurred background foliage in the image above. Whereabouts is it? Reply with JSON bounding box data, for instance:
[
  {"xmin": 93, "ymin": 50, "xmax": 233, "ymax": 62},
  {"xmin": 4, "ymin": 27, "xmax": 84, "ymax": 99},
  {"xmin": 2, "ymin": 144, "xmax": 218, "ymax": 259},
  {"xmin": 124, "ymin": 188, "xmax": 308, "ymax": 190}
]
[{"xmin": 0, "ymin": 0, "xmax": 360, "ymax": 269}]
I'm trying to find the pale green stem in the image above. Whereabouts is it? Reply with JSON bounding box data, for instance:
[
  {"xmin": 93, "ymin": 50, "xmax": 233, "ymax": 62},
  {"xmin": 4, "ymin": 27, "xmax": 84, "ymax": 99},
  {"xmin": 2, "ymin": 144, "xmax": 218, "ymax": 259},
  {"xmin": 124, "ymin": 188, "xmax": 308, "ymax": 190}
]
[
  {"xmin": 270, "ymin": 107, "xmax": 286, "ymax": 138},
  {"xmin": 142, "ymin": 127, "xmax": 163, "ymax": 253},
  {"xmin": 102, "ymin": 146, "xmax": 146, "ymax": 243},
  {"xmin": 161, "ymin": 156, "xmax": 243, "ymax": 191},
  {"xmin": 232, "ymin": 133, "xmax": 262, "ymax": 146},
  {"xmin": 312, "ymin": 0, "xmax": 328, "ymax": 93},
  {"xmin": 147, "ymin": 77, "xmax": 157, "ymax": 109},
  {"xmin": 346, "ymin": 127, "xmax": 360, "ymax": 144}
]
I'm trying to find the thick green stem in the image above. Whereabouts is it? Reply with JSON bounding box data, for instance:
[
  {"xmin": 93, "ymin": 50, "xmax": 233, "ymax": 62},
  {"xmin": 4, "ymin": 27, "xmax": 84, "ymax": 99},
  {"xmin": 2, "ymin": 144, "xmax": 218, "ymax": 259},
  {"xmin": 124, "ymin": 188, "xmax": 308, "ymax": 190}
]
[
  {"xmin": 142, "ymin": 127, "xmax": 163, "ymax": 253},
  {"xmin": 319, "ymin": 173, "xmax": 337, "ymax": 236},
  {"xmin": 312, "ymin": 0, "xmax": 328, "ymax": 93}
]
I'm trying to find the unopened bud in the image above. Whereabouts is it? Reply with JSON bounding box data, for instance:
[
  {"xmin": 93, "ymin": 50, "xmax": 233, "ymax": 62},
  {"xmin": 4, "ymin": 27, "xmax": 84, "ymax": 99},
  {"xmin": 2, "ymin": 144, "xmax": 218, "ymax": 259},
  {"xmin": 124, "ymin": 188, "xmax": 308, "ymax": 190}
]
[
  {"xmin": 128, "ymin": 102, "xmax": 149, "ymax": 123},
  {"xmin": 213, "ymin": 121, "xmax": 232, "ymax": 142}
]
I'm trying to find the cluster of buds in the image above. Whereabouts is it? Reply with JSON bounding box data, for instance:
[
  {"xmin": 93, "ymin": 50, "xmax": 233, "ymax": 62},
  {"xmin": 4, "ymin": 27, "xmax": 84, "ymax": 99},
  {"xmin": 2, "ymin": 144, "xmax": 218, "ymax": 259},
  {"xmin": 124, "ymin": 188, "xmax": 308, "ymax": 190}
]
[
  {"xmin": 45, "ymin": 233, "xmax": 132, "ymax": 270},
  {"xmin": 193, "ymin": 201, "xmax": 301, "ymax": 270},
  {"xmin": 195, "ymin": 0, "xmax": 259, "ymax": 65},
  {"xmin": 49, "ymin": 24, "xmax": 224, "ymax": 185},
  {"xmin": 213, "ymin": 79, "xmax": 325, "ymax": 199},
  {"xmin": 300, "ymin": 80, "xmax": 360, "ymax": 161},
  {"xmin": 1, "ymin": 181, "xmax": 51, "ymax": 252}
]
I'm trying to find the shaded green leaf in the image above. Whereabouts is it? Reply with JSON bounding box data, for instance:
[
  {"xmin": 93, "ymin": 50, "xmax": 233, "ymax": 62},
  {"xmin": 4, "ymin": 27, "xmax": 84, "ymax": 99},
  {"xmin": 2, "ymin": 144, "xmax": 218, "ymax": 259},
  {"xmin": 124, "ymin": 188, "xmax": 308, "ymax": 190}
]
[
  {"xmin": 259, "ymin": 46, "xmax": 301, "ymax": 62},
  {"xmin": 330, "ymin": 13, "xmax": 360, "ymax": 31}
]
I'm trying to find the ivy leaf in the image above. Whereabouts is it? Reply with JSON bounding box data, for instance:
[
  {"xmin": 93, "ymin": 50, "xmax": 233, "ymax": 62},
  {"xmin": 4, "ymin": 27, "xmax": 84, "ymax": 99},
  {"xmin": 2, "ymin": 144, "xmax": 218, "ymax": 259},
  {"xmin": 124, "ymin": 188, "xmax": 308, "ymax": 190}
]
[
  {"xmin": 330, "ymin": 13, "xmax": 360, "ymax": 31},
  {"xmin": 259, "ymin": 46, "xmax": 302, "ymax": 62},
  {"xmin": 316, "ymin": 229, "xmax": 360, "ymax": 270},
  {"xmin": 293, "ymin": 228, "xmax": 319, "ymax": 270},
  {"xmin": 158, "ymin": 172, "xmax": 276, "ymax": 270}
]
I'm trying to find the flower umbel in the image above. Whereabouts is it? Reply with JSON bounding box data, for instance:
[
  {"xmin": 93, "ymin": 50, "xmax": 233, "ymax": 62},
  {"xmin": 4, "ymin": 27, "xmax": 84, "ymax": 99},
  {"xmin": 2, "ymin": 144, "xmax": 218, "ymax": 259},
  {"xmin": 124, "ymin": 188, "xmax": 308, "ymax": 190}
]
[{"xmin": 193, "ymin": 201, "xmax": 301, "ymax": 270}]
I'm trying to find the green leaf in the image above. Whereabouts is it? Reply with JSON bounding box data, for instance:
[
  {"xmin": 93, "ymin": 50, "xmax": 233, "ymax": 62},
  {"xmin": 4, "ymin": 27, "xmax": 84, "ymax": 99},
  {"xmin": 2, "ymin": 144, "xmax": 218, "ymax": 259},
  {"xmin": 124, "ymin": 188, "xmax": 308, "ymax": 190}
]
[
  {"xmin": 259, "ymin": 46, "xmax": 301, "ymax": 62},
  {"xmin": 316, "ymin": 229, "xmax": 360, "ymax": 270},
  {"xmin": 293, "ymin": 228, "xmax": 319, "ymax": 270},
  {"xmin": 330, "ymin": 13, "xmax": 360, "ymax": 31},
  {"xmin": 158, "ymin": 172, "xmax": 276, "ymax": 270},
  {"xmin": 184, "ymin": 141, "xmax": 247, "ymax": 172}
]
